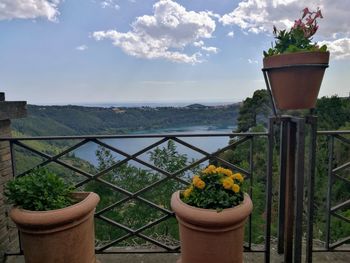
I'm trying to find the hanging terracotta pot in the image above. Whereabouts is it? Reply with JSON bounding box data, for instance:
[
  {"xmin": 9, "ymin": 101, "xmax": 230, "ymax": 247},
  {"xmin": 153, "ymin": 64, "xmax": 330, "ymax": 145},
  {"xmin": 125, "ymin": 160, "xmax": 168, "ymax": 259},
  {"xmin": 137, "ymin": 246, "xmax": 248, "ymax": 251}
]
[
  {"xmin": 9, "ymin": 192, "xmax": 100, "ymax": 263},
  {"xmin": 171, "ymin": 191, "xmax": 253, "ymax": 263},
  {"xmin": 263, "ymin": 51, "xmax": 329, "ymax": 110}
]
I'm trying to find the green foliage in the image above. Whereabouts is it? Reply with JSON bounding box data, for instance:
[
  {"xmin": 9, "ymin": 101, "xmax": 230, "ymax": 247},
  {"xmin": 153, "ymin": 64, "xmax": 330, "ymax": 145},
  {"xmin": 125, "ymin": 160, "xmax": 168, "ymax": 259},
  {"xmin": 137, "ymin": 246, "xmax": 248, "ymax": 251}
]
[
  {"xmin": 4, "ymin": 168, "xmax": 75, "ymax": 211},
  {"xmin": 86, "ymin": 142, "xmax": 190, "ymax": 244},
  {"xmin": 316, "ymin": 96, "xmax": 350, "ymax": 130},
  {"xmin": 264, "ymin": 8, "xmax": 327, "ymax": 57},
  {"xmin": 149, "ymin": 140, "xmax": 188, "ymax": 173},
  {"xmin": 181, "ymin": 166, "xmax": 244, "ymax": 210},
  {"xmin": 236, "ymin": 90, "xmax": 271, "ymax": 132}
]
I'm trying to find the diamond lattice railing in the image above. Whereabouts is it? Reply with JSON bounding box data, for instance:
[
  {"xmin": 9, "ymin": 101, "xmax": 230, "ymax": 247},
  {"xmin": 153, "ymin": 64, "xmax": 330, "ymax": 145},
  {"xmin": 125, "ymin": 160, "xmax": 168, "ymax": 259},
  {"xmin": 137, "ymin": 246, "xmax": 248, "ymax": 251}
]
[{"xmin": 7, "ymin": 133, "xmax": 267, "ymax": 254}]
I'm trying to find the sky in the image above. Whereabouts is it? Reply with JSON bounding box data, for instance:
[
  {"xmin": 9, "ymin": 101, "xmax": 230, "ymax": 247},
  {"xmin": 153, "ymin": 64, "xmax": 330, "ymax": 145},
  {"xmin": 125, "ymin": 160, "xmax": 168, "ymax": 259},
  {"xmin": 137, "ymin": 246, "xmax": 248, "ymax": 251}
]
[{"xmin": 0, "ymin": 0, "xmax": 349, "ymax": 105}]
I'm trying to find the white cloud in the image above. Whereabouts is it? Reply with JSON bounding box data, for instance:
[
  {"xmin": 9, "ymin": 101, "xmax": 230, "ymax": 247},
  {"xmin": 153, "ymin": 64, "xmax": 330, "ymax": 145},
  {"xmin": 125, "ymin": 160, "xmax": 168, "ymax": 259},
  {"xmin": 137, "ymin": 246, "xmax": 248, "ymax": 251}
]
[
  {"xmin": 248, "ymin": 58, "xmax": 258, "ymax": 64},
  {"xmin": 193, "ymin": 40, "xmax": 204, "ymax": 47},
  {"xmin": 227, "ymin": 31, "xmax": 234, "ymax": 38},
  {"xmin": 100, "ymin": 0, "xmax": 120, "ymax": 10},
  {"xmin": 220, "ymin": 0, "xmax": 350, "ymax": 39},
  {"xmin": 202, "ymin": 46, "xmax": 219, "ymax": 54},
  {"xmin": 0, "ymin": 0, "xmax": 60, "ymax": 21},
  {"xmin": 93, "ymin": 0, "xmax": 217, "ymax": 64},
  {"xmin": 319, "ymin": 38, "xmax": 350, "ymax": 60},
  {"xmin": 76, "ymin": 45, "xmax": 88, "ymax": 51}
]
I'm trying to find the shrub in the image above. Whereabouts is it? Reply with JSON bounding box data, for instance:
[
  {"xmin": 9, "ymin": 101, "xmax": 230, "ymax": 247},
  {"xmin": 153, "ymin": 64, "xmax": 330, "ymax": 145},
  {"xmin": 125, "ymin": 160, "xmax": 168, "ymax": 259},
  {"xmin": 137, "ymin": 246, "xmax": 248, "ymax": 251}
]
[{"xmin": 5, "ymin": 168, "xmax": 75, "ymax": 211}]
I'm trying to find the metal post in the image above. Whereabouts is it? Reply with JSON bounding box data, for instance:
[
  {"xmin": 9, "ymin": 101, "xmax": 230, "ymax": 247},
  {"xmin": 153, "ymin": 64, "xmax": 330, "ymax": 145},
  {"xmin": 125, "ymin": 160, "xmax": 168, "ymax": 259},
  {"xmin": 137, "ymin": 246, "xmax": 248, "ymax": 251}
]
[
  {"xmin": 9, "ymin": 141, "xmax": 16, "ymax": 178},
  {"xmin": 325, "ymin": 135, "xmax": 334, "ymax": 249},
  {"xmin": 262, "ymin": 70, "xmax": 278, "ymax": 116},
  {"xmin": 278, "ymin": 118, "xmax": 288, "ymax": 254},
  {"xmin": 248, "ymin": 136, "xmax": 254, "ymax": 250},
  {"xmin": 264, "ymin": 117, "xmax": 274, "ymax": 263},
  {"xmin": 306, "ymin": 116, "xmax": 317, "ymax": 263},
  {"xmin": 9, "ymin": 141, "xmax": 23, "ymax": 254},
  {"xmin": 293, "ymin": 118, "xmax": 306, "ymax": 263},
  {"xmin": 284, "ymin": 120, "xmax": 296, "ymax": 263}
]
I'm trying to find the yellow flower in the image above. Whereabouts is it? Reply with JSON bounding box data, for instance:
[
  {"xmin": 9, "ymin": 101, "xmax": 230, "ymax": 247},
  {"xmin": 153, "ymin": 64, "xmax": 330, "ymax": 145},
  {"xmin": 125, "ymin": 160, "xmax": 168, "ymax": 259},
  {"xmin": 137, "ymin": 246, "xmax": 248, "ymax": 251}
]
[
  {"xmin": 215, "ymin": 167, "xmax": 226, "ymax": 174},
  {"xmin": 203, "ymin": 165, "xmax": 216, "ymax": 174},
  {"xmin": 233, "ymin": 173, "xmax": 244, "ymax": 182},
  {"xmin": 223, "ymin": 169, "xmax": 233, "ymax": 177},
  {"xmin": 193, "ymin": 178, "xmax": 205, "ymax": 189},
  {"xmin": 192, "ymin": 175, "xmax": 200, "ymax": 184},
  {"xmin": 183, "ymin": 186, "xmax": 193, "ymax": 198},
  {"xmin": 214, "ymin": 167, "xmax": 233, "ymax": 177},
  {"xmin": 222, "ymin": 177, "xmax": 234, "ymax": 190},
  {"xmin": 232, "ymin": 184, "xmax": 240, "ymax": 193}
]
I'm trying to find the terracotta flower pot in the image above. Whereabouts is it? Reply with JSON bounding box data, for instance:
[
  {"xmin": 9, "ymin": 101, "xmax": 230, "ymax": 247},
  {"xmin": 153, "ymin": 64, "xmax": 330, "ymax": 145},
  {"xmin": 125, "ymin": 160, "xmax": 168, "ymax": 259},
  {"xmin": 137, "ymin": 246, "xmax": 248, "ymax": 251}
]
[
  {"xmin": 263, "ymin": 51, "xmax": 329, "ymax": 110},
  {"xmin": 171, "ymin": 191, "xmax": 253, "ymax": 263},
  {"xmin": 9, "ymin": 192, "xmax": 100, "ymax": 263}
]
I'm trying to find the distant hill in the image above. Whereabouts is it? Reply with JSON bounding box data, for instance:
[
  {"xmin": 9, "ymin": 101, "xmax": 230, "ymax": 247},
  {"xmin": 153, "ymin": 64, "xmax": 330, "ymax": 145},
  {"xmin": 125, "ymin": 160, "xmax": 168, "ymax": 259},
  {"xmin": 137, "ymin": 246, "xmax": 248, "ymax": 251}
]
[
  {"xmin": 185, "ymin": 103, "xmax": 208, "ymax": 109},
  {"xmin": 12, "ymin": 104, "xmax": 240, "ymax": 136}
]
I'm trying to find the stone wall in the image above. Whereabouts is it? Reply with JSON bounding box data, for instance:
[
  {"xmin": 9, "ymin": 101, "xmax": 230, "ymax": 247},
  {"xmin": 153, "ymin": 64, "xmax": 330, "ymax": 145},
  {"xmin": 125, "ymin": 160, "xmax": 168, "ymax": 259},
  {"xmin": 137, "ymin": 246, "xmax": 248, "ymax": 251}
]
[{"xmin": 0, "ymin": 93, "xmax": 27, "ymax": 262}]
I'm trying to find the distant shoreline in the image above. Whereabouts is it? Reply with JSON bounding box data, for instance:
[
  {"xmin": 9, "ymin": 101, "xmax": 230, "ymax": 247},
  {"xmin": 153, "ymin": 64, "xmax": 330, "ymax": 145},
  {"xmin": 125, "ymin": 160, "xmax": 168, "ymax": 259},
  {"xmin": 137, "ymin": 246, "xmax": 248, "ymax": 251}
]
[{"xmin": 28, "ymin": 101, "xmax": 240, "ymax": 108}]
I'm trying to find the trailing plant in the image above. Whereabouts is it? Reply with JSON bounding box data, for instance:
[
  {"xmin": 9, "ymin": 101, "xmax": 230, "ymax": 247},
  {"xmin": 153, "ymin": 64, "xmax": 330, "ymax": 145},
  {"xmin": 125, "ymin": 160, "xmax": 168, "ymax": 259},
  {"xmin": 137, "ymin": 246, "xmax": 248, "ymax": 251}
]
[
  {"xmin": 181, "ymin": 165, "xmax": 245, "ymax": 211},
  {"xmin": 5, "ymin": 168, "xmax": 75, "ymax": 211},
  {"xmin": 264, "ymin": 7, "xmax": 327, "ymax": 57}
]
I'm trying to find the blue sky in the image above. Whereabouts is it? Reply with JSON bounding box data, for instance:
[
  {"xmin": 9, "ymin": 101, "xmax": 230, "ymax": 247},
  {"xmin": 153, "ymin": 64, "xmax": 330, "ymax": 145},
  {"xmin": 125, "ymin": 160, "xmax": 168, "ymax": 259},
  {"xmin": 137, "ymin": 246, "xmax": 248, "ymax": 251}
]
[{"xmin": 1, "ymin": 0, "xmax": 349, "ymax": 105}]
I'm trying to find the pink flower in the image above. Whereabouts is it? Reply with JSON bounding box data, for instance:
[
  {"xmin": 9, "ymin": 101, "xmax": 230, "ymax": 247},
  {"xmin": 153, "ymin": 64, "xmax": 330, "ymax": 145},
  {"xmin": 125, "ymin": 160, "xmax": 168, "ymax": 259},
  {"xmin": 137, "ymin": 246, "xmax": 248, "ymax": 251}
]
[
  {"xmin": 294, "ymin": 19, "xmax": 302, "ymax": 27},
  {"xmin": 306, "ymin": 16, "xmax": 315, "ymax": 25},
  {"xmin": 302, "ymin": 7, "xmax": 310, "ymax": 19},
  {"xmin": 315, "ymin": 10, "xmax": 323, "ymax": 19}
]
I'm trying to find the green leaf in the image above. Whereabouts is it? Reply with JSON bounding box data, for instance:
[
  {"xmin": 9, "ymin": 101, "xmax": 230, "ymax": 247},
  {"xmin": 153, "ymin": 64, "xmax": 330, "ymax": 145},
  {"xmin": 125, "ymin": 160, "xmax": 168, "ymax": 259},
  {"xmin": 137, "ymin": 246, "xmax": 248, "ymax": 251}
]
[{"xmin": 4, "ymin": 168, "xmax": 75, "ymax": 211}]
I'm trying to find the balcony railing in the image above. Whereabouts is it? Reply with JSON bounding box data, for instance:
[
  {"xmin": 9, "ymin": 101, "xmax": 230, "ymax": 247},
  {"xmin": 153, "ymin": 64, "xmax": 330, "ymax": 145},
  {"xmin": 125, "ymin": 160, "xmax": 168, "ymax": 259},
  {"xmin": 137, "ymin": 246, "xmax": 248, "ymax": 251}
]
[{"xmin": 1, "ymin": 119, "xmax": 349, "ymax": 262}]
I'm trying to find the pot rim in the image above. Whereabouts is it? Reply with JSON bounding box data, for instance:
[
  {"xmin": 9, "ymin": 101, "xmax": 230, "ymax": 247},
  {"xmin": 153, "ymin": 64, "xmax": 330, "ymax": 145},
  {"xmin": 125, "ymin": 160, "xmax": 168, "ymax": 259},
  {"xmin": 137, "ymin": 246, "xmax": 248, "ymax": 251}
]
[
  {"xmin": 10, "ymin": 192, "xmax": 100, "ymax": 228},
  {"xmin": 263, "ymin": 51, "xmax": 330, "ymax": 68},
  {"xmin": 264, "ymin": 50, "xmax": 329, "ymax": 58}
]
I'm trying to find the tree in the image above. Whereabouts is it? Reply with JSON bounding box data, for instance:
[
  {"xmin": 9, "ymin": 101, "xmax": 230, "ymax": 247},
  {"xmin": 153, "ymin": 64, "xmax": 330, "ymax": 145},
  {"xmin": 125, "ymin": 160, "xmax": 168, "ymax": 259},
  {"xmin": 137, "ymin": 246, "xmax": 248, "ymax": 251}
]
[
  {"xmin": 236, "ymin": 89, "xmax": 272, "ymax": 132},
  {"xmin": 86, "ymin": 141, "xmax": 192, "ymax": 247}
]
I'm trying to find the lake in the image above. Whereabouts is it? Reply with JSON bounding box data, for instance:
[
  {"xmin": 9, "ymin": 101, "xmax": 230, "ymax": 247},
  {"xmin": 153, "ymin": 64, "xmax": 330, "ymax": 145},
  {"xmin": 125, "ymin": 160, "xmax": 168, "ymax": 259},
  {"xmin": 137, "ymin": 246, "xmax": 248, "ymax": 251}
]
[{"xmin": 74, "ymin": 125, "xmax": 235, "ymax": 168}]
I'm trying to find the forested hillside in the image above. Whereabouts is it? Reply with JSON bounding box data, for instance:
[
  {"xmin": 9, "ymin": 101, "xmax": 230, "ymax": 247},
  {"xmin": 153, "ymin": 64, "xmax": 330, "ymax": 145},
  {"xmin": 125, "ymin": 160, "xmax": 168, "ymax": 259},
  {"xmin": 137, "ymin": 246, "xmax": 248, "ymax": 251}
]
[{"xmin": 12, "ymin": 104, "xmax": 240, "ymax": 136}]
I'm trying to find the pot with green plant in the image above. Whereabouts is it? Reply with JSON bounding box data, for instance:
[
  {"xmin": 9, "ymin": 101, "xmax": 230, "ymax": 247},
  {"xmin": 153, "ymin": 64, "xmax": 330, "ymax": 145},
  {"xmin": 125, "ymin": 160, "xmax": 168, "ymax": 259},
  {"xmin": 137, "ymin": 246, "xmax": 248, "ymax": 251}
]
[
  {"xmin": 5, "ymin": 168, "xmax": 100, "ymax": 263},
  {"xmin": 171, "ymin": 165, "xmax": 253, "ymax": 263},
  {"xmin": 263, "ymin": 7, "xmax": 329, "ymax": 110}
]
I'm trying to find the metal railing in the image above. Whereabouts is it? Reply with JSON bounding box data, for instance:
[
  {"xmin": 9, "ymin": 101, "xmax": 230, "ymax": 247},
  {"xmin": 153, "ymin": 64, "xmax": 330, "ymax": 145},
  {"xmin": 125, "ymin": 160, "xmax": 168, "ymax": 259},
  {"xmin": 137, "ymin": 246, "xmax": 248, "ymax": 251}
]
[
  {"xmin": 318, "ymin": 130, "xmax": 350, "ymax": 251},
  {"xmin": 1, "ymin": 126, "xmax": 349, "ymax": 262},
  {"xmin": 2, "ymin": 132, "xmax": 270, "ymax": 257}
]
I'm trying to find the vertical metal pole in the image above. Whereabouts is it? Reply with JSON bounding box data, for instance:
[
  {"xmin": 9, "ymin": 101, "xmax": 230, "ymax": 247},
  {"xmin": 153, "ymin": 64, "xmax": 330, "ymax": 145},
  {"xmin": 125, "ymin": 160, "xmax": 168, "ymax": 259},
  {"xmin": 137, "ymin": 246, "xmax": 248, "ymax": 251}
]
[
  {"xmin": 278, "ymin": 118, "xmax": 288, "ymax": 254},
  {"xmin": 325, "ymin": 135, "xmax": 334, "ymax": 249},
  {"xmin": 293, "ymin": 118, "xmax": 306, "ymax": 263},
  {"xmin": 262, "ymin": 70, "xmax": 278, "ymax": 117},
  {"xmin": 284, "ymin": 120, "xmax": 296, "ymax": 263},
  {"xmin": 306, "ymin": 116, "xmax": 317, "ymax": 263},
  {"xmin": 9, "ymin": 141, "xmax": 23, "ymax": 254},
  {"xmin": 264, "ymin": 117, "xmax": 274, "ymax": 263},
  {"xmin": 248, "ymin": 136, "xmax": 254, "ymax": 250},
  {"xmin": 9, "ymin": 141, "xmax": 17, "ymax": 178}
]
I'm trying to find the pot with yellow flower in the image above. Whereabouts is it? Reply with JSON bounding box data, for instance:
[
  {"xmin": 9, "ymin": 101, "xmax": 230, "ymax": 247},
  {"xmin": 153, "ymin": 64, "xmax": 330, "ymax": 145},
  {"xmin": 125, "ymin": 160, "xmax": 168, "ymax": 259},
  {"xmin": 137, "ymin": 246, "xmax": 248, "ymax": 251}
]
[{"xmin": 171, "ymin": 165, "xmax": 253, "ymax": 263}]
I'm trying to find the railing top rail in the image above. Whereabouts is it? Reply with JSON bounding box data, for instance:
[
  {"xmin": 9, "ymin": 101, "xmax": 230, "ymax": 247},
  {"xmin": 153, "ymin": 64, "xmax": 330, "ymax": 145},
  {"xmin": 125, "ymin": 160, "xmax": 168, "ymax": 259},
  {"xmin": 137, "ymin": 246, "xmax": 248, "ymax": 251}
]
[
  {"xmin": 0, "ymin": 132, "xmax": 268, "ymax": 141},
  {"xmin": 317, "ymin": 130, "xmax": 350, "ymax": 135}
]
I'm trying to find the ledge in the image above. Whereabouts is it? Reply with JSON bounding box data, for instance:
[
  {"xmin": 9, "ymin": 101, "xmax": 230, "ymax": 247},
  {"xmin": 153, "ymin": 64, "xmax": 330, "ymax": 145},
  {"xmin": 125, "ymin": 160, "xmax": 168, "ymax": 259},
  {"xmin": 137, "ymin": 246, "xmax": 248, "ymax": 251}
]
[{"xmin": 0, "ymin": 101, "xmax": 27, "ymax": 121}]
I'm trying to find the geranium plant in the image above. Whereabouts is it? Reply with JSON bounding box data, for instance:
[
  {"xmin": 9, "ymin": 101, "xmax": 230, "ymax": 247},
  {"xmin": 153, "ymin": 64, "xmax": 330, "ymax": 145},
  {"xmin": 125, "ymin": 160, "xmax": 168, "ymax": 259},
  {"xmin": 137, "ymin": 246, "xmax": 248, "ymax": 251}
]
[
  {"xmin": 264, "ymin": 7, "xmax": 327, "ymax": 57},
  {"xmin": 181, "ymin": 165, "xmax": 244, "ymax": 211}
]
